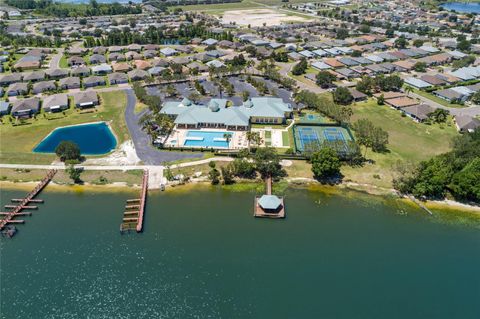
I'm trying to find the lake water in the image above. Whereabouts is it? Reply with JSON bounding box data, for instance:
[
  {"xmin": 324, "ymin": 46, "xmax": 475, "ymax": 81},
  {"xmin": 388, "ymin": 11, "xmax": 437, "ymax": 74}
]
[
  {"xmin": 441, "ymin": 2, "xmax": 480, "ymax": 13},
  {"xmin": 1, "ymin": 186, "xmax": 479, "ymax": 318},
  {"xmin": 33, "ymin": 122, "xmax": 117, "ymax": 155}
]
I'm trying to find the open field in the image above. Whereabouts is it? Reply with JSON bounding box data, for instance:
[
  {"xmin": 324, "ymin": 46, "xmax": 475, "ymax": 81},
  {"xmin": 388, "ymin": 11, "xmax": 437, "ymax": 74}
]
[
  {"xmin": 0, "ymin": 91, "xmax": 129, "ymax": 164},
  {"xmin": 341, "ymin": 98, "xmax": 459, "ymax": 188},
  {"xmin": 221, "ymin": 8, "xmax": 309, "ymax": 26}
]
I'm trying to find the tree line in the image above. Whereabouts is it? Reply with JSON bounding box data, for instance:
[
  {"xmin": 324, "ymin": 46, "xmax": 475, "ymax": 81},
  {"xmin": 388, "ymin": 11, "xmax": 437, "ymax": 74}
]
[
  {"xmin": 6, "ymin": 0, "xmax": 142, "ymax": 17},
  {"xmin": 83, "ymin": 24, "xmax": 233, "ymax": 47},
  {"xmin": 393, "ymin": 129, "xmax": 480, "ymax": 203}
]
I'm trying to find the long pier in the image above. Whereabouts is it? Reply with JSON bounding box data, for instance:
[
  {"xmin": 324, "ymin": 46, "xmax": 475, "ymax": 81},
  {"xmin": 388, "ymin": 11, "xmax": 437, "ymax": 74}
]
[
  {"xmin": 0, "ymin": 169, "xmax": 57, "ymax": 237},
  {"xmin": 120, "ymin": 169, "xmax": 148, "ymax": 233}
]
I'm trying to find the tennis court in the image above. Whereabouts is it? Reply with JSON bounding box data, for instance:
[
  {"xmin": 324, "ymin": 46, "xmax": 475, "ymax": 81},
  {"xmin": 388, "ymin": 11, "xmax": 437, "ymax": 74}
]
[{"xmin": 293, "ymin": 125, "xmax": 354, "ymax": 154}]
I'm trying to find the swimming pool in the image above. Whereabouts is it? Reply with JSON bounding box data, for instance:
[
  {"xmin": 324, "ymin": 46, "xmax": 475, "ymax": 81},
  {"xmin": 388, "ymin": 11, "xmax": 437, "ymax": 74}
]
[
  {"xmin": 33, "ymin": 122, "xmax": 117, "ymax": 155},
  {"xmin": 183, "ymin": 131, "xmax": 232, "ymax": 148}
]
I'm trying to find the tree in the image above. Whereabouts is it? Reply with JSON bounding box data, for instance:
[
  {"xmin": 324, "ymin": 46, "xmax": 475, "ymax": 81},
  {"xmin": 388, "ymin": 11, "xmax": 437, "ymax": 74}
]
[
  {"xmin": 231, "ymin": 158, "xmax": 256, "ymax": 179},
  {"xmin": 333, "ymin": 87, "xmax": 353, "ymax": 105},
  {"xmin": 221, "ymin": 165, "xmax": 235, "ymax": 185},
  {"xmin": 310, "ymin": 147, "xmax": 341, "ymax": 180},
  {"xmin": 66, "ymin": 164, "xmax": 81, "ymax": 183},
  {"xmin": 352, "ymin": 119, "xmax": 389, "ymax": 155},
  {"xmin": 254, "ymin": 147, "xmax": 285, "ymax": 179},
  {"xmin": 291, "ymin": 58, "xmax": 308, "ymax": 76},
  {"xmin": 356, "ymin": 76, "xmax": 375, "ymax": 96},
  {"xmin": 316, "ymin": 71, "xmax": 336, "ymax": 89},
  {"xmin": 471, "ymin": 91, "xmax": 480, "ymax": 104},
  {"xmin": 242, "ymin": 90, "xmax": 250, "ymax": 102},
  {"xmin": 428, "ymin": 108, "xmax": 449, "ymax": 123},
  {"xmin": 377, "ymin": 94, "xmax": 385, "ymax": 105},
  {"xmin": 457, "ymin": 39, "xmax": 471, "ymax": 52},
  {"xmin": 336, "ymin": 28, "xmax": 349, "ymax": 40},
  {"xmin": 246, "ymin": 131, "xmax": 262, "ymax": 150},
  {"xmin": 413, "ymin": 62, "xmax": 427, "ymax": 72},
  {"xmin": 413, "ymin": 39, "xmax": 424, "ymax": 47},
  {"xmin": 394, "ymin": 36, "xmax": 407, "ymax": 49},
  {"xmin": 449, "ymin": 158, "xmax": 480, "ymax": 202},
  {"xmin": 208, "ymin": 161, "xmax": 220, "ymax": 185},
  {"xmin": 55, "ymin": 141, "xmax": 81, "ymax": 162}
]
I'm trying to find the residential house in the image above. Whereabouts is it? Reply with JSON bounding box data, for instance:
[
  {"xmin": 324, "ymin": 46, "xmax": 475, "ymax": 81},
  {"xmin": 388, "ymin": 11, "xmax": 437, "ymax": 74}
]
[
  {"xmin": 91, "ymin": 64, "xmax": 112, "ymax": 75},
  {"xmin": 58, "ymin": 77, "xmax": 81, "ymax": 90},
  {"xmin": 89, "ymin": 54, "xmax": 107, "ymax": 65},
  {"xmin": 72, "ymin": 91, "xmax": 99, "ymax": 108},
  {"xmin": 0, "ymin": 101, "xmax": 11, "ymax": 116},
  {"xmin": 128, "ymin": 69, "xmax": 149, "ymax": 81},
  {"xmin": 46, "ymin": 68, "xmax": 69, "ymax": 79},
  {"xmin": 108, "ymin": 72, "xmax": 129, "ymax": 85},
  {"xmin": 32, "ymin": 80, "xmax": 56, "ymax": 94},
  {"xmin": 43, "ymin": 93, "xmax": 69, "ymax": 112},
  {"xmin": 11, "ymin": 97, "xmax": 41, "ymax": 117},
  {"xmin": 23, "ymin": 71, "xmax": 46, "ymax": 82},
  {"xmin": 0, "ymin": 73, "xmax": 22, "ymax": 86},
  {"xmin": 83, "ymin": 76, "xmax": 106, "ymax": 88},
  {"xmin": 6, "ymin": 82, "xmax": 28, "ymax": 96},
  {"xmin": 455, "ymin": 115, "xmax": 480, "ymax": 133}
]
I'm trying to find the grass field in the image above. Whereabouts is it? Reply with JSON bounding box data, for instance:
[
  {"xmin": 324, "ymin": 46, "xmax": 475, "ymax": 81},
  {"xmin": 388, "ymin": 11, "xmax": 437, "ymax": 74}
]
[
  {"xmin": 0, "ymin": 91, "xmax": 129, "ymax": 164},
  {"xmin": 341, "ymin": 98, "xmax": 459, "ymax": 188}
]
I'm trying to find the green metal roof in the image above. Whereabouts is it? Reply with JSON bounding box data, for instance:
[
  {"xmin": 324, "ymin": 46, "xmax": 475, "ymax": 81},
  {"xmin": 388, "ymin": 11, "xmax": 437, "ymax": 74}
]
[{"xmin": 258, "ymin": 195, "xmax": 282, "ymax": 210}]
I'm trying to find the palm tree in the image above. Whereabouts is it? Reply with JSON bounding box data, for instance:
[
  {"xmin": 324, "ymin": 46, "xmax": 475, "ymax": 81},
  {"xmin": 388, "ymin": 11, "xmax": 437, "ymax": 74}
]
[
  {"xmin": 223, "ymin": 133, "xmax": 232, "ymax": 148},
  {"xmin": 405, "ymin": 86, "xmax": 413, "ymax": 97}
]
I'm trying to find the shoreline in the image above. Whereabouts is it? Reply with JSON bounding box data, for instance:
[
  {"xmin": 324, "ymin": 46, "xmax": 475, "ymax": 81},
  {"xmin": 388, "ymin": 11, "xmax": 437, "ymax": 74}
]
[{"xmin": 2, "ymin": 178, "xmax": 479, "ymax": 214}]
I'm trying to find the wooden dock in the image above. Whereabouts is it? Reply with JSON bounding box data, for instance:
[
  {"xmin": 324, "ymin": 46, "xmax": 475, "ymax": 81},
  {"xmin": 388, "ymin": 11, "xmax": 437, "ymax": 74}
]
[
  {"xmin": 0, "ymin": 169, "xmax": 57, "ymax": 237},
  {"xmin": 120, "ymin": 170, "xmax": 148, "ymax": 233}
]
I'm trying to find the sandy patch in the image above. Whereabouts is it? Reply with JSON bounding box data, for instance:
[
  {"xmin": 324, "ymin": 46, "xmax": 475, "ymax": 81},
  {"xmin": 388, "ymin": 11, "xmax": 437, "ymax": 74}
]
[
  {"xmin": 84, "ymin": 140, "xmax": 141, "ymax": 165},
  {"xmin": 221, "ymin": 9, "xmax": 308, "ymax": 27}
]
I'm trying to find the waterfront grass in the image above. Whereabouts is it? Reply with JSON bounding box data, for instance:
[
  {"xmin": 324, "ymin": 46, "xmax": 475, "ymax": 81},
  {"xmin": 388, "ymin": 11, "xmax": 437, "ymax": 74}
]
[
  {"xmin": 0, "ymin": 91, "xmax": 129, "ymax": 164},
  {"xmin": 0, "ymin": 167, "xmax": 143, "ymax": 186}
]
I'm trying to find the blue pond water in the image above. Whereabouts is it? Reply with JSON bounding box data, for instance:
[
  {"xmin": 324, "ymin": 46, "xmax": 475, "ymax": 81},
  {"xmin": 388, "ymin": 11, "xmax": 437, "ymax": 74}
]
[
  {"xmin": 183, "ymin": 130, "xmax": 231, "ymax": 148},
  {"xmin": 441, "ymin": 2, "xmax": 480, "ymax": 13},
  {"xmin": 33, "ymin": 122, "xmax": 117, "ymax": 155}
]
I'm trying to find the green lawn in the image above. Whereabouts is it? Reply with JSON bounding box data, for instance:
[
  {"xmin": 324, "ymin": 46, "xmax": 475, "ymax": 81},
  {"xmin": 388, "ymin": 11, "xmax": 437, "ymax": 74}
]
[
  {"xmin": 59, "ymin": 55, "xmax": 68, "ymax": 68},
  {"xmin": 0, "ymin": 91, "xmax": 129, "ymax": 164},
  {"xmin": 341, "ymin": 98, "xmax": 459, "ymax": 188}
]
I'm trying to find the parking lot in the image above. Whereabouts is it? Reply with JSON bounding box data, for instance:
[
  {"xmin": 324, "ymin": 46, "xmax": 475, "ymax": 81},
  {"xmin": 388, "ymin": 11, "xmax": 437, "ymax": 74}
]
[{"xmin": 145, "ymin": 75, "xmax": 296, "ymax": 108}]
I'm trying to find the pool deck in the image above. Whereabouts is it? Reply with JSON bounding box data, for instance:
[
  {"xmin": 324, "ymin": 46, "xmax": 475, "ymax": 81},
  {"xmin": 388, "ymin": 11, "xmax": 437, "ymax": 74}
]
[{"xmin": 164, "ymin": 128, "xmax": 248, "ymax": 150}]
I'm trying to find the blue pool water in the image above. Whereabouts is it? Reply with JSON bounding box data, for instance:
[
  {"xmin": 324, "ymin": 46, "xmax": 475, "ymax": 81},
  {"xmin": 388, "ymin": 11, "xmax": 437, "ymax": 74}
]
[
  {"xmin": 33, "ymin": 122, "xmax": 117, "ymax": 155},
  {"xmin": 441, "ymin": 2, "xmax": 480, "ymax": 13},
  {"xmin": 183, "ymin": 131, "xmax": 231, "ymax": 148}
]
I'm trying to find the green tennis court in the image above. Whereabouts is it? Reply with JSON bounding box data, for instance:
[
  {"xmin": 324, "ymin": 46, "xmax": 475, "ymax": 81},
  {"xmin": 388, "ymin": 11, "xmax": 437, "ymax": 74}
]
[{"xmin": 293, "ymin": 125, "xmax": 354, "ymax": 154}]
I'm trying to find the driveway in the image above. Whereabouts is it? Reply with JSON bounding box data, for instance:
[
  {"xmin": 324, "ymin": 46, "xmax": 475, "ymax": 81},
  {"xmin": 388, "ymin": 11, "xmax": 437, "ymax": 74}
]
[{"xmin": 124, "ymin": 89, "xmax": 202, "ymax": 165}]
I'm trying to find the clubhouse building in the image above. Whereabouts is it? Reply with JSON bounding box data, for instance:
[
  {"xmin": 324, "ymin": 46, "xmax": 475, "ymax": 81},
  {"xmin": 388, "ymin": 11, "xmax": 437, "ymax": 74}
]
[
  {"xmin": 160, "ymin": 97, "xmax": 293, "ymax": 149},
  {"xmin": 161, "ymin": 97, "xmax": 293, "ymax": 130}
]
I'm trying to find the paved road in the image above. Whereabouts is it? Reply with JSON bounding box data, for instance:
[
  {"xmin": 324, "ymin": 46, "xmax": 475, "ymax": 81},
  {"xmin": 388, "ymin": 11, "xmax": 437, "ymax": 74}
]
[
  {"xmin": 408, "ymin": 91, "xmax": 480, "ymax": 117},
  {"xmin": 277, "ymin": 62, "xmax": 326, "ymax": 94},
  {"xmin": 48, "ymin": 48, "xmax": 64, "ymax": 69},
  {"xmin": 123, "ymin": 89, "xmax": 202, "ymax": 165}
]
